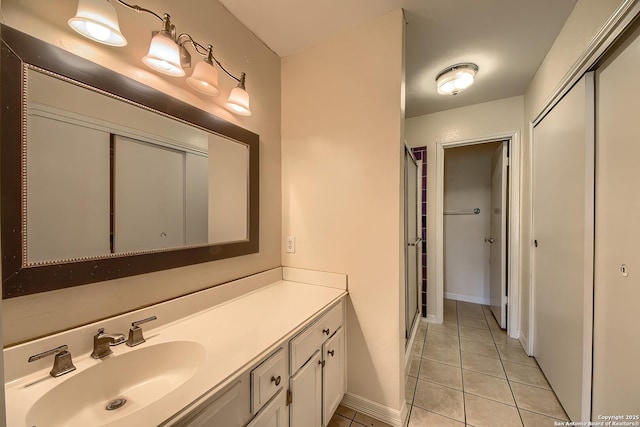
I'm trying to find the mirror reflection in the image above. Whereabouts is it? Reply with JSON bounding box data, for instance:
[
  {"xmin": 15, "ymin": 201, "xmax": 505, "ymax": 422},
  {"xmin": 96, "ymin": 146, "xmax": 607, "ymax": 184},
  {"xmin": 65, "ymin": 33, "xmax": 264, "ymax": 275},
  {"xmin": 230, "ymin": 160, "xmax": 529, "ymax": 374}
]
[{"xmin": 25, "ymin": 68, "xmax": 249, "ymax": 265}]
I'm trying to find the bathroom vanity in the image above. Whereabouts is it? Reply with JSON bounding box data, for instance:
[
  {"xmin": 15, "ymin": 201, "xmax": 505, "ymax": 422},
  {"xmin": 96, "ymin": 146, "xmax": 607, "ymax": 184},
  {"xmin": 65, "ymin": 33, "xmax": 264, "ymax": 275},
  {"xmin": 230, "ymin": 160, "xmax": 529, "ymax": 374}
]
[{"xmin": 3, "ymin": 268, "xmax": 348, "ymax": 426}]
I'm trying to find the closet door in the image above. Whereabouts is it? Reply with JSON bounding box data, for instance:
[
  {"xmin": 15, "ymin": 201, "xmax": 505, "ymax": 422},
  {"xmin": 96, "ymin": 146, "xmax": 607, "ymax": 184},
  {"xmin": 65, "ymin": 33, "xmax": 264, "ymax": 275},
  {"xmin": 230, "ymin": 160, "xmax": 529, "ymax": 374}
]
[
  {"xmin": 592, "ymin": 22, "xmax": 640, "ymax": 416},
  {"xmin": 532, "ymin": 73, "xmax": 594, "ymax": 421}
]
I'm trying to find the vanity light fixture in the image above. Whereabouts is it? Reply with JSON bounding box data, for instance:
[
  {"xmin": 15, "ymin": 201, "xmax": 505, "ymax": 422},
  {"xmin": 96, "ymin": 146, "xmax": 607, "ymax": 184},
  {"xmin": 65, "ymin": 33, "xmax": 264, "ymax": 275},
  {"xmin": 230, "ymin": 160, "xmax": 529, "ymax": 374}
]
[
  {"xmin": 435, "ymin": 63, "xmax": 478, "ymax": 95},
  {"xmin": 68, "ymin": 0, "xmax": 127, "ymax": 46},
  {"xmin": 68, "ymin": 0, "xmax": 252, "ymax": 115},
  {"xmin": 186, "ymin": 45, "xmax": 220, "ymax": 96},
  {"xmin": 225, "ymin": 73, "xmax": 251, "ymax": 116},
  {"xmin": 142, "ymin": 14, "xmax": 184, "ymax": 77}
]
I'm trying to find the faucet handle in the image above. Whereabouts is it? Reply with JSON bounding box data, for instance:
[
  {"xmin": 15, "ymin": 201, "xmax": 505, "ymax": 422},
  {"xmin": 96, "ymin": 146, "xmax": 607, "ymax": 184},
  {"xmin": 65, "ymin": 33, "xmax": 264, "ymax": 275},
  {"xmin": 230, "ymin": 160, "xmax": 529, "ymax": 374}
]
[
  {"xmin": 28, "ymin": 344, "xmax": 76, "ymax": 377},
  {"xmin": 127, "ymin": 315, "xmax": 157, "ymax": 347}
]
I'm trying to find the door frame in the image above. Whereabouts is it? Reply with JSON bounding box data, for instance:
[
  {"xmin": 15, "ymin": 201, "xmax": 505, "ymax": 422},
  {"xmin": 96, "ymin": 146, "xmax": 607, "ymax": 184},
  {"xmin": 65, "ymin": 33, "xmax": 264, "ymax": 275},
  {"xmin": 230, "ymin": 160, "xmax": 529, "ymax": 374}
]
[{"xmin": 434, "ymin": 131, "xmax": 521, "ymax": 339}]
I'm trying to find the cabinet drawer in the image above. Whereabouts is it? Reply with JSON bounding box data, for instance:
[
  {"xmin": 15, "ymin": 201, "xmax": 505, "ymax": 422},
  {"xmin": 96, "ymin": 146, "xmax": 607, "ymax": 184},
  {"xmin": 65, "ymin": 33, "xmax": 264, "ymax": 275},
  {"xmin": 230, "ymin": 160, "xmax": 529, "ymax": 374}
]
[
  {"xmin": 251, "ymin": 348, "xmax": 286, "ymax": 414},
  {"xmin": 290, "ymin": 301, "xmax": 343, "ymax": 374}
]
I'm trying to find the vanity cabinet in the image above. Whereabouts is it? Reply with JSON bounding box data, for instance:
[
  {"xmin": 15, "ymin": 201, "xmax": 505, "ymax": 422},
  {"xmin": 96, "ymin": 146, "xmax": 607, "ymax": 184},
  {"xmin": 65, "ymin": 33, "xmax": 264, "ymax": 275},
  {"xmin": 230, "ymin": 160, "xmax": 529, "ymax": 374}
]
[
  {"xmin": 289, "ymin": 301, "xmax": 346, "ymax": 427},
  {"xmin": 173, "ymin": 347, "xmax": 288, "ymax": 427},
  {"xmin": 172, "ymin": 373, "xmax": 251, "ymax": 426}
]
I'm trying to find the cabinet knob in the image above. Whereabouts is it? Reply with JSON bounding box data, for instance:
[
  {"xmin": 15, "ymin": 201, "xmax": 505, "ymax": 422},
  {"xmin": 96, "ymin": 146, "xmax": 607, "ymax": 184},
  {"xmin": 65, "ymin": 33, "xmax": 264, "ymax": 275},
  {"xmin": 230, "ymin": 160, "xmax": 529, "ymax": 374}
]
[
  {"xmin": 318, "ymin": 360, "xmax": 326, "ymax": 367},
  {"xmin": 270, "ymin": 375, "xmax": 281, "ymax": 386},
  {"xmin": 323, "ymin": 328, "xmax": 330, "ymax": 336},
  {"xmin": 327, "ymin": 349, "xmax": 335, "ymax": 357}
]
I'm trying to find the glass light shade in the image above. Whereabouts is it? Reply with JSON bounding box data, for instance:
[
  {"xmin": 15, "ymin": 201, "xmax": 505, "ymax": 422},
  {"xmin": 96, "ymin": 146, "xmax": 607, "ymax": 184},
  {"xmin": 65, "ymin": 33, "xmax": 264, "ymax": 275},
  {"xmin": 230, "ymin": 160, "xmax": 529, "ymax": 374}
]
[
  {"xmin": 225, "ymin": 86, "xmax": 251, "ymax": 116},
  {"xmin": 142, "ymin": 32, "xmax": 185, "ymax": 77},
  {"xmin": 186, "ymin": 61, "xmax": 220, "ymax": 96},
  {"xmin": 68, "ymin": 0, "xmax": 127, "ymax": 46},
  {"xmin": 436, "ymin": 64, "xmax": 478, "ymax": 95}
]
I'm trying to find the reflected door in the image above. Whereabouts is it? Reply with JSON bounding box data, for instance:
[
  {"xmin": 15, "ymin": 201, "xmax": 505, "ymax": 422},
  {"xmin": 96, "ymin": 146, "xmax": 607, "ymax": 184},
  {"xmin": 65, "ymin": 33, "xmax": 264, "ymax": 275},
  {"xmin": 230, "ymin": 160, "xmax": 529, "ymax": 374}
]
[{"xmin": 114, "ymin": 136, "xmax": 185, "ymax": 252}]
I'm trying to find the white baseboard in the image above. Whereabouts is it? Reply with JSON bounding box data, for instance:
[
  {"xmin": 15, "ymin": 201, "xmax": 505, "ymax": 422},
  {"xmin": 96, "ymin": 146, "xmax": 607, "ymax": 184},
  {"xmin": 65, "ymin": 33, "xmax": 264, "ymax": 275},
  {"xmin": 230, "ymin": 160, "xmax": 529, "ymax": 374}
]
[
  {"xmin": 444, "ymin": 292, "xmax": 490, "ymax": 305},
  {"xmin": 425, "ymin": 313, "xmax": 437, "ymax": 323},
  {"xmin": 341, "ymin": 393, "xmax": 406, "ymax": 427}
]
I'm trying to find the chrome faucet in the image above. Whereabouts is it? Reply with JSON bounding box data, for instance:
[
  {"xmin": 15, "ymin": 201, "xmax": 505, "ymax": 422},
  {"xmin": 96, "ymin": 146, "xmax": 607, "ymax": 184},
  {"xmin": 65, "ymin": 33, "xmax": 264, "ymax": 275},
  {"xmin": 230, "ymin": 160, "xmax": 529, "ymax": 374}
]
[
  {"xmin": 28, "ymin": 344, "xmax": 76, "ymax": 377},
  {"xmin": 91, "ymin": 328, "xmax": 126, "ymax": 359}
]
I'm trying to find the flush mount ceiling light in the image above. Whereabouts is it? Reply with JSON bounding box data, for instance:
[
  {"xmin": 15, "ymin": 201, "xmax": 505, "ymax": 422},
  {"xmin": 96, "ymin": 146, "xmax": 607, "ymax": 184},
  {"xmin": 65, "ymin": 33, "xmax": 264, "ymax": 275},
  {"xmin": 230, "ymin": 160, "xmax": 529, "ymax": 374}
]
[
  {"xmin": 68, "ymin": 0, "xmax": 252, "ymax": 116},
  {"xmin": 436, "ymin": 63, "xmax": 479, "ymax": 96}
]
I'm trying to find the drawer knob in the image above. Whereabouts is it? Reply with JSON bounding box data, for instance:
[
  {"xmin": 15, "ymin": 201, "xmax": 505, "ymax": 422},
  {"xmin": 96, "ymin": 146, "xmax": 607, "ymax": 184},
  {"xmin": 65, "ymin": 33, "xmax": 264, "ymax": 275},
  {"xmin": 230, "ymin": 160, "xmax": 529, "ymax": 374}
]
[
  {"xmin": 327, "ymin": 349, "xmax": 335, "ymax": 357},
  {"xmin": 271, "ymin": 375, "xmax": 281, "ymax": 386},
  {"xmin": 323, "ymin": 328, "xmax": 331, "ymax": 336}
]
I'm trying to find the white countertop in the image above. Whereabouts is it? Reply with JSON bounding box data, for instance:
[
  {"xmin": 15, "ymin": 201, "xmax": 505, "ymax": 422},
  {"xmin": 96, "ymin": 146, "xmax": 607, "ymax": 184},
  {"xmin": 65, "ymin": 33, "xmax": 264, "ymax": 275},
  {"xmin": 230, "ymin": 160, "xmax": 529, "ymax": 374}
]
[{"xmin": 4, "ymin": 269, "xmax": 347, "ymax": 426}]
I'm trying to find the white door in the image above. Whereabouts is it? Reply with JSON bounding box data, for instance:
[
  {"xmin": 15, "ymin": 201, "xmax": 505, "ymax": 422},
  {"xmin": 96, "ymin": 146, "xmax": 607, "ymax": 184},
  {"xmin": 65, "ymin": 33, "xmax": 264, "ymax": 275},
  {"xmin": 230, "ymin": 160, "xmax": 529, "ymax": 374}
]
[
  {"xmin": 592, "ymin": 23, "xmax": 640, "ymax": 416},
  {"xmin": 489, "ymin": 142, "xmax": 508, "ymax": 328},
  {"xmin": 405, "ymin": 147, "xmax": 420, "ymax": 342},
  {"xmin": 322, "ymin": 328, "xmax": 345, "ymax": 425},
  {"xmin": 532, "ymin": 74, "xmax": 594, "ymax": 421},
  {"xmin": 289, "ymin": 350, "xmax": 322, "ymax": 427}
]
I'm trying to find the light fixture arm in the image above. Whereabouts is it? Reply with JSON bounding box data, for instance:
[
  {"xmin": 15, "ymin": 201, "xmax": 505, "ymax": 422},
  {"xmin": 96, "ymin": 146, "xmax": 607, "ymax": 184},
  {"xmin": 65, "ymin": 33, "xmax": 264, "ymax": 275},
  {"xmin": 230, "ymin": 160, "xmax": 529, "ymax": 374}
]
[
  {"xmin": 112, "ymin": 0, "xmax": 163, "ymax": 22},
  {"xmin": 177, "ymin": 33, "xmax": 243, "ymax": 84}
]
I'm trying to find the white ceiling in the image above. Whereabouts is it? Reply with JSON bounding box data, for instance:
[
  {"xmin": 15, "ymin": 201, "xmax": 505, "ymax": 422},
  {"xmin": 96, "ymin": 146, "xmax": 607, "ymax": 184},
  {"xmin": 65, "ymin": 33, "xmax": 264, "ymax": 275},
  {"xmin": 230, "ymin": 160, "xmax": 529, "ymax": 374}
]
[{"xmin": 219, "ymin": 0, "xmax": 578, "ymax": 117}]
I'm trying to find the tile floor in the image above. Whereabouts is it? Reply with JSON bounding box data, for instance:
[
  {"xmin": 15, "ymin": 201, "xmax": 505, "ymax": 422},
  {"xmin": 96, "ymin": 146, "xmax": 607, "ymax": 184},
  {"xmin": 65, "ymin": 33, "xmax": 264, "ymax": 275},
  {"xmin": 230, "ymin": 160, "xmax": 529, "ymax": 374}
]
[{"xmin": 328, "ymin": 299, "xmax": 570, "ymax": 427}]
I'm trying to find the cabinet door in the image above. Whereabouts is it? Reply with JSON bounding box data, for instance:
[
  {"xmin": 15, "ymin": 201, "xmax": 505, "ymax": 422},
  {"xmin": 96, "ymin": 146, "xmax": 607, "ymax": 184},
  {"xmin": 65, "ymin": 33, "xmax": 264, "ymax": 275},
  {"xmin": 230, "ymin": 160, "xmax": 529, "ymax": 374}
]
[
  {"xmin": 171, "ymin": 378, "xmax": 251, "ymax": 427},
  {"xmin": 246, "ymin": 389, "xmax": 287, "ymax": 427},
  {"xmin": 290, "ymin": 350, "xmax": 322, "ymax": 427},
  {"xmin": 322, "ymin": 327, "xmax": 345, "ymax": 425}
]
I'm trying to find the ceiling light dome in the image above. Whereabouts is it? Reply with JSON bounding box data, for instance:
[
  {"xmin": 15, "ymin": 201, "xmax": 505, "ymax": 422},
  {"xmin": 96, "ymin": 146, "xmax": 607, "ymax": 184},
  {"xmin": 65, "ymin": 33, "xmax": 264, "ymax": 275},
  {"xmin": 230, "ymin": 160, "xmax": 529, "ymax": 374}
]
[{"xmin": 436, "ymin": 63, "xmax": 478, "ymax": 95}]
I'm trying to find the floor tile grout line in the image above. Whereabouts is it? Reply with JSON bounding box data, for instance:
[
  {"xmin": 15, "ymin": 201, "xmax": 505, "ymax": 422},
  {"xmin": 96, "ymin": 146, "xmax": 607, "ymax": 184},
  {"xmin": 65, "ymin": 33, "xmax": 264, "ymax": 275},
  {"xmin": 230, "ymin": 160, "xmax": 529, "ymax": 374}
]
[
  {"xmin": 456, "ymin": 301, "xmax": 468, "ymax": 426},
  {"xmin": 481, "ymin": 305, "xmax": 529, "ymax": 427}
]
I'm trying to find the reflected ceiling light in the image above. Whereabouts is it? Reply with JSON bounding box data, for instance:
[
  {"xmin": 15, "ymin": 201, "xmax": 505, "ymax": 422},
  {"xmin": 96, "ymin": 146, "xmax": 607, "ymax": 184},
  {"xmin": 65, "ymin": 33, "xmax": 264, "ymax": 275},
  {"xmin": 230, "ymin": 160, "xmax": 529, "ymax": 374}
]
[
  {"xmin": 186, "ymin": 45, "xmax": 220, "ymax": 96},
  {"xmin": 68, "ymin": 0, "xmax": 127, "ymax": 46},
  {"xmin": 68, "ymin": 0, "xmax": 252, "ymax": 115},
  {"xmin": 225, "ymin": 73, "xmax": 251, "ymax": 116},
  {"xmin": 436, "ymin": 63, "xmax": 478, "ymax": 95}
]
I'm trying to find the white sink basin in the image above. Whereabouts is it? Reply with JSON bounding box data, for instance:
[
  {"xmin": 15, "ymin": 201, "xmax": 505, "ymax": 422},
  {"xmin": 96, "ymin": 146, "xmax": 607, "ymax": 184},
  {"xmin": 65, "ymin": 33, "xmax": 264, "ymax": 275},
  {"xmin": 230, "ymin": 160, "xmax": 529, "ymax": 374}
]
[{"xmin": 25, "ymin": 341, "xmax": 206, "ymax": 427}]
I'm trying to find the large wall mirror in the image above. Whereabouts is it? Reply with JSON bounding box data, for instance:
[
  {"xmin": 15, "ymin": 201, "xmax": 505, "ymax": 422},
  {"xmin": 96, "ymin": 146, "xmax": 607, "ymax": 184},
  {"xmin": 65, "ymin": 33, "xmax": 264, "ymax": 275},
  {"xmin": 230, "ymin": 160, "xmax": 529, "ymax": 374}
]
[{"xmin": 1, "ymin": 25, "xmax": 259, "ymax": 298}]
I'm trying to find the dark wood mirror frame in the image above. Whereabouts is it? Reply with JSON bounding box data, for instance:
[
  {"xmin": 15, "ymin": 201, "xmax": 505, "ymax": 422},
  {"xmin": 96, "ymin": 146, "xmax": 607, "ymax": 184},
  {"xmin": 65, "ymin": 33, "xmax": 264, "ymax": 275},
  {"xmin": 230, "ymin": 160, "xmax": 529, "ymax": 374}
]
[{"xmin": 0, "ymin": 25, "xmax": 259, "ymax": 299}]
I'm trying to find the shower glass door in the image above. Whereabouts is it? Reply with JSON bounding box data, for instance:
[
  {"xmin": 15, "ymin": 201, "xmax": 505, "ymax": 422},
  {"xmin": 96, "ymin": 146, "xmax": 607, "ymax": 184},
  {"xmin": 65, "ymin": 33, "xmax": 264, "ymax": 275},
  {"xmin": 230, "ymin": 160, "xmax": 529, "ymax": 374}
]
[{"xmin": 405, "ymin": 147, "xmax": 420, "ymax": 344}]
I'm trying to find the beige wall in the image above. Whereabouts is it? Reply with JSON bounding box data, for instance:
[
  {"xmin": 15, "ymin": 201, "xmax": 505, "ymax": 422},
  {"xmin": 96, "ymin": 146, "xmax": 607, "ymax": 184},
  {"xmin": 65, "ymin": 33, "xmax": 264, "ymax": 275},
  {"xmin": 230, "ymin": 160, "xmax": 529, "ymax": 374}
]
[
  {"xmin": 1, "ymin": 0, "xmax": 281, "ymax": 345},
  {"xmin": 519, "ymin": 0, "xmax": 623, "ymax": 346},
  {"xmin": 281, "ymin": 9, "xmax": 406, "ymax": 414},
  {"xmin": 405, "ymin": 96, "xmax": 524, "ymax": 318}
]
